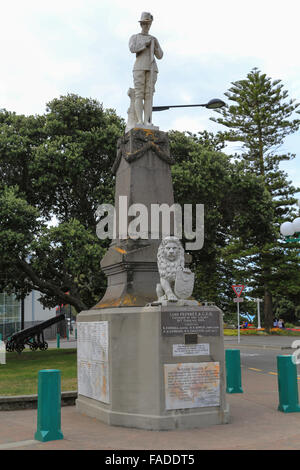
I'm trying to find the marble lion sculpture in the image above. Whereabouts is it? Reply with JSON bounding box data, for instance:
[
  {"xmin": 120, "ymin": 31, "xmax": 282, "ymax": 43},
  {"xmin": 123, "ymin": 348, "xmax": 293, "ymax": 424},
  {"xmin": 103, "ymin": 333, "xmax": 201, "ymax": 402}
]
[{"xmin": 156, "ymin": 236, "xmax": 194, "ymax": 302}]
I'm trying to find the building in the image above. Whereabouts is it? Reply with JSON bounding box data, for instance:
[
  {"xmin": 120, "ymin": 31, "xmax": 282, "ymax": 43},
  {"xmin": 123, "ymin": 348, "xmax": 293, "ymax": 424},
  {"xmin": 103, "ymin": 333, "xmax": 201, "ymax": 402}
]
[{"xmin": 0, "ymin": 291, "xmax": 57, "ymax": 339}]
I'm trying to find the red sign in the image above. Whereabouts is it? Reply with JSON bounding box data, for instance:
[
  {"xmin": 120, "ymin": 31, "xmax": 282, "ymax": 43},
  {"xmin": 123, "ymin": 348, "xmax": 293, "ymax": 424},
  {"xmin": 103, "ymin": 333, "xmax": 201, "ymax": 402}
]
[{"xmin": 232, "ymin": 285, "xmax": 245, "ymax": 297}]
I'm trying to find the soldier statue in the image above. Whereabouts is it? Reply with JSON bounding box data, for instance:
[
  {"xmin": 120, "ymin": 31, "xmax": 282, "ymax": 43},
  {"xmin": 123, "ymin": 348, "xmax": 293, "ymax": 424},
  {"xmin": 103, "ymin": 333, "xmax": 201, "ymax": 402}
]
[{"xmin": 129, "ymin": 12, "xmax": 163, "ymax": 128}]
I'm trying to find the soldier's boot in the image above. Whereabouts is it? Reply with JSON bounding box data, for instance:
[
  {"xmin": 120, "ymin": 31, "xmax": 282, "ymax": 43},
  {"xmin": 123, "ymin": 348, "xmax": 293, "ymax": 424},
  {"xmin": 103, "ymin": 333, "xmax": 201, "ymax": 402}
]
[{"xmin": 135, "ymin": 97, "xmax": 144, "ymax": 125}]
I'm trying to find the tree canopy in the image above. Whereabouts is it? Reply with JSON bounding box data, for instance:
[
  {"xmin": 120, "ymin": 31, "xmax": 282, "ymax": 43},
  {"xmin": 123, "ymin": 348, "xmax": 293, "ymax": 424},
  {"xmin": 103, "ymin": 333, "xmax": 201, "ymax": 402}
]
[
  {"xmin": 169, "ymin": 130, "xmax": 274, "ymax": 317},
  {"xmin": 211, "ymin": 68, "xmax": 300, "ymax": 327},
  {"xmin": 0, "ymin": 94, "xmax": 125, "ymax": 311}
]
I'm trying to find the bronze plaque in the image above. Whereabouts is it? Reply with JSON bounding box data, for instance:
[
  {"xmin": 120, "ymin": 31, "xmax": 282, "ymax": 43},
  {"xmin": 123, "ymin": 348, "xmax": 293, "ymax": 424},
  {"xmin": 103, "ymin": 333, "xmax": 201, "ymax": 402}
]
[{"xmin": 184, "ymin": 333, "xmax": 198, "ymax": 344}]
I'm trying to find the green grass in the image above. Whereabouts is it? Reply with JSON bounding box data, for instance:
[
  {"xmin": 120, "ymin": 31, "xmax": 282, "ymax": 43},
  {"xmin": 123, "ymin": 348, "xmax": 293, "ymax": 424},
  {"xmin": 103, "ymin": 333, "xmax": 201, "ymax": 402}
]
[{"xmin": 0, "ymin": 348, "xmax": 77, "ymax": 396}]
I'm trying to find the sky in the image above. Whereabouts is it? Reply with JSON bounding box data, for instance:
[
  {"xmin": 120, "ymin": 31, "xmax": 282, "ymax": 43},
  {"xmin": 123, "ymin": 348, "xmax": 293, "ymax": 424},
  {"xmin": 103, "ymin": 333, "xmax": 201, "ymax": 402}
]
[{"xmin": 0, "ymin": 0, "xmax": 300, "ymax": 198}]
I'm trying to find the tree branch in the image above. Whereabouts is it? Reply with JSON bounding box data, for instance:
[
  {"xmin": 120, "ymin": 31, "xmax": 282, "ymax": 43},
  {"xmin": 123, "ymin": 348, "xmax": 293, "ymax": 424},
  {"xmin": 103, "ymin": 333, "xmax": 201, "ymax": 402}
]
[{"xmin": 17, "ymin": 258, "xmax": 88, "ymax": 312}]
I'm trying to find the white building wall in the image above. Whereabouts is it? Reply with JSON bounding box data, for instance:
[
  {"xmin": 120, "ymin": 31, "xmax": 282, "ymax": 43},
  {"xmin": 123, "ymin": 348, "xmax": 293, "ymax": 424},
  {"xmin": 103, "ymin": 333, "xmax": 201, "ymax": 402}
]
[{"xmin": 24, "ymin": 290, "xmax": 57, "ymax": 323}]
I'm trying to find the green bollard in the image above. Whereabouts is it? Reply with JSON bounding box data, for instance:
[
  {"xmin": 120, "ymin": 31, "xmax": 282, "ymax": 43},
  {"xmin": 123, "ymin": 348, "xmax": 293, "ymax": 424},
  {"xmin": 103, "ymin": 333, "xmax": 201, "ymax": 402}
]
[
  {"xmin": 56, "ymin": 333, "xmax": 60, "ymax": 349},
  {"xmin": 0, "ymin": 333, "xmax": 2, "ymax": 342},
  {"xmin": 34, "ymin": 369, "xmax": 64, "ymax": 442},
  {"xmin": 225, "ymin": 349, "xmax": 243, "ymax": 393},
  {"xmin": 75, "ymin": 328, "xmax": 77, "ymax": 340},
  {"xmin": 277, "ymin": 355, "xmax": 300, "ymax": 413}
]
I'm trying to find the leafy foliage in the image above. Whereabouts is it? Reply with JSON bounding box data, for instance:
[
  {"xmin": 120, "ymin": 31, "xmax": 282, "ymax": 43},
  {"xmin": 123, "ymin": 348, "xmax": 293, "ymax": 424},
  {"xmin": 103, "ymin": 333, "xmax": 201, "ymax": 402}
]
[
  {"xmin": 169, "ymin": 130, "xmax": 274, "ymax": 316},
  {"xmin": 0, "ymin": 95, "xmax": 125, "ymax": 312},
  {"xmin": 211, "ymin": 68, "xmax": 300, "ymax": 328}
]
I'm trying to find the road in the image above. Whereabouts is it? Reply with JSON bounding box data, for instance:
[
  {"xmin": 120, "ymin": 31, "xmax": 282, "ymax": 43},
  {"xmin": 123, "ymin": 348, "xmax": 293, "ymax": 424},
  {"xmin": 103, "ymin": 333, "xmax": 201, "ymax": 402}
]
[
  {"xmin": 224, "ymin": 335, "xmax": 300, "ymax": 378},
  {"xmin": 48, "ymin": 333, "xmax": 300, "ymax": 376}
]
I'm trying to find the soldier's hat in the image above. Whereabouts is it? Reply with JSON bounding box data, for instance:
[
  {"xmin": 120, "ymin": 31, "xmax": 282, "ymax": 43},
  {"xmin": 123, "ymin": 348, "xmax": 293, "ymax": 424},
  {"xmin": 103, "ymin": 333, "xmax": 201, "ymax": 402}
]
[{"xmin": 139, "ymin": 12, "xmax": 153, "ymax": 23}]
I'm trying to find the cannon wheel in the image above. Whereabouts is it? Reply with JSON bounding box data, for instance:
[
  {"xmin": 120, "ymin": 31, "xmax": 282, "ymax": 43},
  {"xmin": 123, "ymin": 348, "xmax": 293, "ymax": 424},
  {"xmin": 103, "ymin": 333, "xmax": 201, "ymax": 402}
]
[
  {"xmin": 6, "ymin": 341, "xmax": 14, "ymax": 352},
  {"xmin": 15, "ymin": 343, "xmax": 25, "ymax": 354},
  {"xmin": 29, "ymin": 342, "xmax": 38, "ymax": 351},
  {"xmin": 39, "ymin": 342, "xmax": 48, "ymax": 351}
]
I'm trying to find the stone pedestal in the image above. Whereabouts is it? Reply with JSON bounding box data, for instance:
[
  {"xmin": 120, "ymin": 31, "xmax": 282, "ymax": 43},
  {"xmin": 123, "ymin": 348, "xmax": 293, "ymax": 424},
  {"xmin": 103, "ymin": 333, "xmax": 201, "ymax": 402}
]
[
  {"xmin": 94, "ymin": 128, "xmax": 178, "ymax": 309},
  {"xmin": 76, "ymin": 305, "xmax": 230, "ymax": 430},
  {"xmin": 76, "ymin": 127, "xmax": 230, "ymax": 429}
]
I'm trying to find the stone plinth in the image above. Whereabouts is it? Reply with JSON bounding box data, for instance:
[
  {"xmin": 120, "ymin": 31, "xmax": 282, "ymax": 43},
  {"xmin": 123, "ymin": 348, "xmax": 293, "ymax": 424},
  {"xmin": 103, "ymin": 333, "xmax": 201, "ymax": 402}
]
[
  {"xmin": 77, "ymin": 128, "xmax": 230, "ymax": 430},
  {"xmin": 76, "ymin": 304, "xmax": 230, "ymax": 430},
  {"xmin": 94, "ymin": 128, "xmax": 178, "ymax": 309}
]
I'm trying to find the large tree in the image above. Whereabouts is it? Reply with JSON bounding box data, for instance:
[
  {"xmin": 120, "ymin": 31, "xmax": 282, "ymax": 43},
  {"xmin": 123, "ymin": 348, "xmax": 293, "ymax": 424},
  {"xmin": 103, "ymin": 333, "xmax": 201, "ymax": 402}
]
[
  {"xmin": 0, "ymin": 107, "xmax": 273, "ymax": 316},
  {"xmin": 211, "ymin": 68, "xmax": 300, "ymax": 328},
  {"xmin": 1, "ymin": 90, "xmax": 298, "ymax": 322},
  {"xmin": 0, "ymin": 94, "xmax": 125, "ymax": 312},
  {"xmin": 169, "ymin": 130, "xmax": 274, "ymax": 318}
]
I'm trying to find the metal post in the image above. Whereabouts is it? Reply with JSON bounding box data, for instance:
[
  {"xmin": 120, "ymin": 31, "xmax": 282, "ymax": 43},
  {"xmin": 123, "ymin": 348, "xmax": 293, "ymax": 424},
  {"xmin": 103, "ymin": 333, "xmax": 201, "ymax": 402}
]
[
  {"xmin": 66, "ymin": 326, "xmax": 69, "ymax": 341},
  {"xmin": 34, "ymin": 369, "xmax": 64, "ymax": 442},
  {"xmin": 256, "ymin": 298, "xmax": 262, "ymax": 329},
  {"xmin": 277, "ymin": 355, "xmax": 300, "ymax": 412},
  {"xmin": 56, "ymin": 333, "xmax": 60, "ymax": 349},
  {"xmin": 237, "ymin": 301, "xmax": 240, "ymax": 344},
  {"xmin": 225, "ymin": 349, "xmax": 243, "ymax": 393}
]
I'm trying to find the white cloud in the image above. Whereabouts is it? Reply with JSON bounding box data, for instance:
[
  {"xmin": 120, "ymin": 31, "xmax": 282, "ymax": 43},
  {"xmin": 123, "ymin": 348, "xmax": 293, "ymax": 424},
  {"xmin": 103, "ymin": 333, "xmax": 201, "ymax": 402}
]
[
  {"xmin": 167, "ymin": 115, "xmax": 207, "ymax": 134},
  {"xmin": 0, "ymin": 0, "xmax": 298, "ymax": 189}
]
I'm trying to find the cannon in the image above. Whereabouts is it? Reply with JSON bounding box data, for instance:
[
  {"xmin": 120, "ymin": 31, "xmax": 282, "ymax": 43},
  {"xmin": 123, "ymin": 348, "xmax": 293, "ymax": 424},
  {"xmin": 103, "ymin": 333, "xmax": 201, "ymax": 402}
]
[{"xmin": 5, "ymin": 313, "xmax": 65, "ymax": 354}]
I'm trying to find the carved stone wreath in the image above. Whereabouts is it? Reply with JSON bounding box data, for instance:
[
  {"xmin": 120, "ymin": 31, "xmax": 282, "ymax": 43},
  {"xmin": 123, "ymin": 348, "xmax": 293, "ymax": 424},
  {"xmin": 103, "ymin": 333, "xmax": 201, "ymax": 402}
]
[{"xmin": 112, "ymin": 128, "xmax": 175, "ymax": 174}]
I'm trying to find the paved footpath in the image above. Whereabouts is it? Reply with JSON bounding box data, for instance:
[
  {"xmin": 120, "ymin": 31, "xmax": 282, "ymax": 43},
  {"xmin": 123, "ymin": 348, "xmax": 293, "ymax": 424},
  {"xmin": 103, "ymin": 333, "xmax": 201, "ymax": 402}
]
[{"xmin": 1, "ymin": 367, "xmax": 300, "ymax": 450}]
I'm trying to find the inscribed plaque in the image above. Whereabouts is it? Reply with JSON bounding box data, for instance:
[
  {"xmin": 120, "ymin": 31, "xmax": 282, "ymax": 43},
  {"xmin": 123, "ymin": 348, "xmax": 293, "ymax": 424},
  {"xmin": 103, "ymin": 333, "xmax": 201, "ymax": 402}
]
[
  {"xmin": 172, "ymin": 343, "xmax": 210, "ymax": 357},
  {"xmin": 161, "ymin": 310, "xmax": 220, "ymax": 336},
  {"xmin": 77, "ymin": 321, "xmax": 109, "ymax": 403},
  {"xmin": 164, "ymin": 362, "xmax": 220, "ymax": 410}
]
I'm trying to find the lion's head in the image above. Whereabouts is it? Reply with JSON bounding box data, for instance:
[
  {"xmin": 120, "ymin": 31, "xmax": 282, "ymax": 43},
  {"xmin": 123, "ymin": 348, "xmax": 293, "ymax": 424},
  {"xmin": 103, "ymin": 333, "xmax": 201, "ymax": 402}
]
[{"xmin": 157, "ymin": 236, "xmax": 185, "ymax": 281}]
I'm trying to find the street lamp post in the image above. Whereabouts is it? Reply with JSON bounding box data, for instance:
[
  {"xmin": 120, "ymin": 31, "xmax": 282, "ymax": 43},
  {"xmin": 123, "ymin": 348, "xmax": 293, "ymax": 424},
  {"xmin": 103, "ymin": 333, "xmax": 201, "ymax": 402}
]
[
  {"xmin": 256, "ymin": 298, "xmax": 263, "ymax": 329},
  {"xmin": 280, "ymin": 200, "xmax": 300, "ymax": 242},
  {"xmin": 152, "ymin": 98, "xmax": 225, "ymax": 112}
]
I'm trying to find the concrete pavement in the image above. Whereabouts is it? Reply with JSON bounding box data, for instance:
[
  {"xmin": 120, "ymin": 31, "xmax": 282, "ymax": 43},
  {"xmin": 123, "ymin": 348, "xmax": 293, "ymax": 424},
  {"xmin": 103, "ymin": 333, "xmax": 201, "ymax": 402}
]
[
  {"xmin": 1, "ymin": 334, "xmax": 299, "ymax": 450},
  {"xmin": 1, "ymin": 367, "xmax": 300, "ymax": 450}
]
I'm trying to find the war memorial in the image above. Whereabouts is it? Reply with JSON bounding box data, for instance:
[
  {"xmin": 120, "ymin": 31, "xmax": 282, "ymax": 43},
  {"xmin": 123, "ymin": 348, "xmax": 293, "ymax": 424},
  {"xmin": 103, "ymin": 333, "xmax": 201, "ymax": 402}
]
[{"xmin": 76, "ymin": 12, "xmax": 230, "ymax": 430}]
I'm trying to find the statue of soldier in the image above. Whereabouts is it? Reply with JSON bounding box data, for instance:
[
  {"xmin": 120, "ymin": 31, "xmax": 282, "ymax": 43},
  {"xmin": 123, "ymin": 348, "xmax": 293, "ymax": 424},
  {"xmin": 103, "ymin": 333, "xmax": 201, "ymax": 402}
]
[{"xmin": 129, "ymin": 12, "xmax": 163, "ymax": 128}]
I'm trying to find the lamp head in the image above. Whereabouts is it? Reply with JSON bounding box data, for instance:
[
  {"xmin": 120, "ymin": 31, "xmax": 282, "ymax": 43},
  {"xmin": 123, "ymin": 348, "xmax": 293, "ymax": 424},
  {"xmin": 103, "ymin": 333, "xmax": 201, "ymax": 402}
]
[{"xmin": 205, "ymin": 98, "xmax": 225, "ymax": 109}]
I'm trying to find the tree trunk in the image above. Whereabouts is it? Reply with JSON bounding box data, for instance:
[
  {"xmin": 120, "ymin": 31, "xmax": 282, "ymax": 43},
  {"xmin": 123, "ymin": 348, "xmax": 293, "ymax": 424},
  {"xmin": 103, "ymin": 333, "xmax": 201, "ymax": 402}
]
[{"xmin": 264, "ymin": 289, "xmax": 273, "ymax": 330}]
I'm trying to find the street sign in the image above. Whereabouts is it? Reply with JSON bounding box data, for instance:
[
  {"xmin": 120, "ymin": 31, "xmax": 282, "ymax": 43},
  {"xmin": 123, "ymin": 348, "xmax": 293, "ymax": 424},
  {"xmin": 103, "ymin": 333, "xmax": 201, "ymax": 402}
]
[
  {"xmin": 233, "ymin": 297, "xmax": 244, "ymax": 303},
  {"xmin": 232, "ymin": 285, "xmax": 245, "ymax": 297}
]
